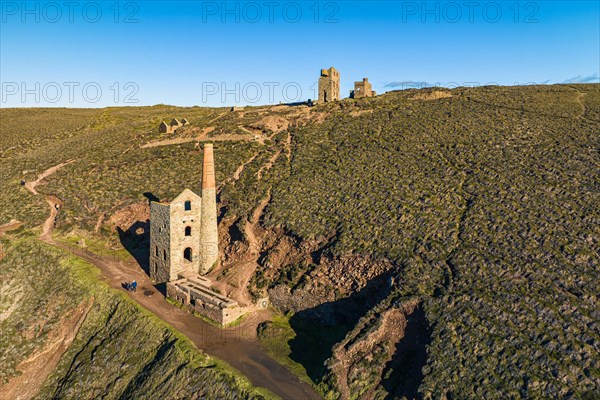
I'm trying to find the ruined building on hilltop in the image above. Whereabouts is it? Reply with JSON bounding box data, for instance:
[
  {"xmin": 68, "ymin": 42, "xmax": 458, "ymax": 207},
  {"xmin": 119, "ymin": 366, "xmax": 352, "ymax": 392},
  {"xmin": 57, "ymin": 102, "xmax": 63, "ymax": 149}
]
[
  {"xmin": 350, "ymin": 78, "xmax": 376, "ymax": 99},
  {"xmin": 159, "ymin": 118, "xmax": 189, "ymax": 134},
  {"xmin": 318, "ymin": 67, "xmax": 340, "ymax": 103},
  {"xmin": 149, "ymin": 144, "xmax": 266, "ymax": 325}
]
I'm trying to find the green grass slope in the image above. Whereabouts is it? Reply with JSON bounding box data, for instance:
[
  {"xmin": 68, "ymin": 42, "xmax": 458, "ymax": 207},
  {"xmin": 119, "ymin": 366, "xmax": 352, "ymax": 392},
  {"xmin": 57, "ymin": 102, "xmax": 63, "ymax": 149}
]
[{"xmin": 0, "ymin": 235, "xmax": 273, "ymax": 399}]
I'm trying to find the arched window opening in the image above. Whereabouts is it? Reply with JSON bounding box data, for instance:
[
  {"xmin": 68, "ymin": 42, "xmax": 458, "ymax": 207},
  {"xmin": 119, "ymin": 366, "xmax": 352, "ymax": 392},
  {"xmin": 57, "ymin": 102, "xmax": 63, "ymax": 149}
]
[
  {"xmin": 155, "ymin": 246, "xmax": 159, "ymax": 256},
  {"xmin": 185, "ymin": 226, "xmax": 192, "ymax": 236},
  {"xmin": 184, "ymin": 248, "xmax": 192, "ymax": 262},
  {"xmin": 184, "ymin": 201, "xmax": 191, "ymax": 211},
  {"xmin": 163, "ymin": 249, "xmax": 167, "ymax": 261}
]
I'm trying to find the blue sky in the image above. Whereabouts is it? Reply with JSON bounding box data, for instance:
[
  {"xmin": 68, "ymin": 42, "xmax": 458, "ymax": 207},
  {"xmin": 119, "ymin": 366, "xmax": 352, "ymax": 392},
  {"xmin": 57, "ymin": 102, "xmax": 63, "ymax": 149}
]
[{"xmin": 1, "ymin": 1, "xmax": 598, "ymax": 107}]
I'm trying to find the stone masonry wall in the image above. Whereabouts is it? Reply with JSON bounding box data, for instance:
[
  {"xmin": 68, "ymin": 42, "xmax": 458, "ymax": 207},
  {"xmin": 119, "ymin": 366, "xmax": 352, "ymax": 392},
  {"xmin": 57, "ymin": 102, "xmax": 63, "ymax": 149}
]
[
  {"xmin": 200, "ymin": 187, "xmax": 218, "ymax": 273},
  {"xmin": 150, "ymin": 202, "xmax": 171, "ymax": 283},
  {"xmin": 352, "ymin": 78, "xmax": 375, "ymax": 99},
  {"xmin": 169, "ymin": 190, "xmax": 202, "ymax": 280},
  {"xmin": 166, "ymin": 282, "xmax": 246, "ymax": 326},
  {"xmin": 318, "ymin": 67, "xmax": 340, "ymax": 103}
]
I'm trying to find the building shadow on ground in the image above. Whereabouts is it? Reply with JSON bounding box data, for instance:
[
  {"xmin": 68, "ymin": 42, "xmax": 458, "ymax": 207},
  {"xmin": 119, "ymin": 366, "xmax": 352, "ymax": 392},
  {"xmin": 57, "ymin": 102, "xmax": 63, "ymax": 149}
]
[
  {"xmin": 285, "ymin": 270, "xmax": 431, "ymax": 398},
  {"xmin": 380, "ymin": 305, "xmax": 431, "ymax": 400},
  {"xmin": 286, "ymin": 271, "xmax": 394, "ymax": 383},
  {"xmin": 143, "ymin": 192, "xmax": 160, "ymax": 203},
  {"xmin": 117, "ymin": 220, "xmax": 150, "ymax": 275}
]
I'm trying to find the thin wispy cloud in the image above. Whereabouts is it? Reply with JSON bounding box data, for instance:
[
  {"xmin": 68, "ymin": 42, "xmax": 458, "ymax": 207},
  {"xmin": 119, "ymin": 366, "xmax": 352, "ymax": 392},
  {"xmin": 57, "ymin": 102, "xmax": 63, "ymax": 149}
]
[
  {"xmin": 384, "ymin": 81, "xmax": 431, "ymax": 89},
  {"xmin": 383, "ymin": 75, "xmax": 599, "ymax": 90},
  {"xmin": 562, "ymin": 73, "xmax": 599, "ymax": 84}
]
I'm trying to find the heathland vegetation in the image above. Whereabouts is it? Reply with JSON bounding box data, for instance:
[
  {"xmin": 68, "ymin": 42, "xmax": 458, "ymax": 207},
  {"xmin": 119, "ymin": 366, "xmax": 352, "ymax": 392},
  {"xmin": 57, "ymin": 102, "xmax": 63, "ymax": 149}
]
[
  {"xmin": 0, "ymin": 236, "xmax": 272, "ymax": 399},
  {"xmin": 1, "ymin": 84, "xmax": 598, "ymax": 398}
]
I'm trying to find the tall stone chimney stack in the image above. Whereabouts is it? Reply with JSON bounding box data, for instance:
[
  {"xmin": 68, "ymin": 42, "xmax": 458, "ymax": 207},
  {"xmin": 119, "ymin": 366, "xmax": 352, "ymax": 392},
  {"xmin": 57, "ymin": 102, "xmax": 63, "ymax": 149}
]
[{"xmin": 200, "ymin": 143, "xmax": 219, "ymax": 273}]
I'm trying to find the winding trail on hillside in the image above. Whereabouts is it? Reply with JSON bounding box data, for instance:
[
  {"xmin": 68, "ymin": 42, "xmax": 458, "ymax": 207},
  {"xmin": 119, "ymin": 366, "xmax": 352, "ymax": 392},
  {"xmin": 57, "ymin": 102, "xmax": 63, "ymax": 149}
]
[
  {"xmin": 257, "ymin": 150, "xmax": 282, "ymax": 181},
  {"xmin": 237, "ymin": 126, "xmax": 257, "ymax": 135},
  {"xmin": 208, "ymin": 111, "xmax": 228, "ymax": 124},
  {"xmin": 23, "ymin": 162, "xmax": 74, "ymax": 240},
  {"xmin": 245, "ymin": 190, "xmax": 271, "ymax": 255},
  {"xmin": 0, "ymin": 221, "xmax": 21, "ymax": 262},
  {"xmin": 210, "ymin": 188, "xmax": 272, "ymax": 307},
  {"xmin": 285, "ymin": 131, "xmax": 292, "ymax": 161},
  {"xmin": 571, "ymin": 88, "xmax": 599, "ymax": 126},
  {"xmin": 577, "ymin": 93, "xmax": 586, "ymax": 119},
  {"xmin": 574, "ymin": 90, "xmax": 587, "ymax": 119},
  {"xmin": 24, "ymin": 164, "xmax": 321, "ymax": 400},
  {"xmin": 218, "ymin": 154, "xmax": 258, "ymax": 193},
  {"xmin": 40, "ymin": 195, "xmax": 63, "ymax": 240},
  {"xmin": 236, "ymin": 190, "xmax": 272, "ymax": 305},
  {"xmin": 0, "ymin": 220, "xmax": 23, "ymax": 236},
  {"xmin": 24, "ymin": 160, "xmax": 75, "ymax": 196}
]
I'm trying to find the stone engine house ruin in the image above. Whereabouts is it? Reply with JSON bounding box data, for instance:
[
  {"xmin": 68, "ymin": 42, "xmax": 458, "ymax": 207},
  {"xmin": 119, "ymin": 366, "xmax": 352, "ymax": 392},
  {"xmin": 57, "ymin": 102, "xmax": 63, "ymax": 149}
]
[
  {"xmin": 149, "ymin": 143, "xmax": 262, "ymax": 325},
  {"xmin": 150, "ymin": 143, "xmax": 217, "ymax": 279},
  {"xmin": 315, "ymin": 68, "xmax": 377, "ymax": 103},
  {"xmin": 350, "ymin": 78, "xmax": 376, "ymax": 99},
  {"xmin": 318, "ymin": 67, "xmax": 340, "ymax": 103}
]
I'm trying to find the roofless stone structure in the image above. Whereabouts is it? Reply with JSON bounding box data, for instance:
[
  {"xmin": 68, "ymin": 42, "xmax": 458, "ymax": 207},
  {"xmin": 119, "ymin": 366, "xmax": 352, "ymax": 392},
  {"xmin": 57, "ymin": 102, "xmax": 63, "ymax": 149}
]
[{"xmin": 149, "ymin": 144, "xmax": 267, "ymax": 325}]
